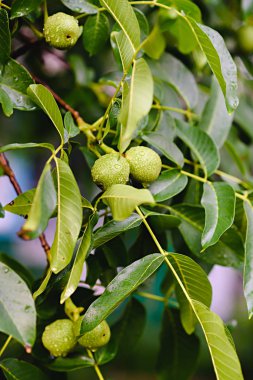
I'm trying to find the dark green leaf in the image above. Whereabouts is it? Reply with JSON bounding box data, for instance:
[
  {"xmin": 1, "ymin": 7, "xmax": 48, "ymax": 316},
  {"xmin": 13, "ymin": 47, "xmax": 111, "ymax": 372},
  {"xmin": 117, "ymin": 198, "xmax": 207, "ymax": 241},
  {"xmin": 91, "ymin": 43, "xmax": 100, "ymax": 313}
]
[
  {"xmin": 0, "ymin": 9, "xmax": 10, "ymax": 64},
  {"xmin": 93, "ymin": 214, "xmax": 142, "ymax": 248},
  {"xmin": 171, "ymin": 204, "xmax": 244, "ymax": 268},
  {"xmin": 61, "ymin": 0, "xmax": 99, "ymax": 14},
  {"xmin": 0, "ymin": 262, "xmax": 36, "ymax": 346},
  {"xmin": 96, "ymin": 298, "xmax": 146, "ymax": 365},
  {"xmin": 27, "ymin": 85, "xmax": 65, "ymax": 143},
  {"xmin": 83, "ymin": 13, "xmax": 110, "ymax": 55},
  {"xmin": 64, "ymin": 112, "xmax": 80, "ymax": 141},
  {"xmin": 243, "ymin": 200, "xmax": 253, "ymax": 319},
  {"xmin": 0, "ymin": 359, "xmax": 48, "ymax": 380},
  {"xmin": 50, "ymin": 158, "xmax": 82, "ymax": 273},
  {"xmin": 11, "ymin": 0, "xmax": 42, "ymax": 19},
  {"xmin": 47, "ymin": 355, "xmax": 94, "ymax": 371},
  {"xmin": 157, "ymin": 308, "xmax": 200, "ymax": 380},
  {"xmin": 201, "ymin": 182, "xmax": 235, "ymax": 250},
  {"xmin": 19, "ymin": 164, "xmax": 56, "ymax": 240},
  {"xmin": 0, "ymin": 203, "xmax": 4, "ymax": 218},
  {"xmin": 175, "ymin": 120, "xmax": 220, "ymax": 177},
  {"xmin": 80, "ymin": 254, "xmax": 164, "ymax": 333},
  {"xmin": 149, "ymin": 169, "xmax": 188, "ymax": 202},
  {"xmin": 0, "ymin": 59, "xmax": 35, "ymax": 111}
]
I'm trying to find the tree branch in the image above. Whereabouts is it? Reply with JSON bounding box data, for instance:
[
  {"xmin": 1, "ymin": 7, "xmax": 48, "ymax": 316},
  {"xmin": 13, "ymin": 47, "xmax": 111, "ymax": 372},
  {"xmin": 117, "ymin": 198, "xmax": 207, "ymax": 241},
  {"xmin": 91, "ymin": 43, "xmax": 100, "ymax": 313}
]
[{"xmin": 0, "ymin": 152, "xmax": 51, "ymax": 259}]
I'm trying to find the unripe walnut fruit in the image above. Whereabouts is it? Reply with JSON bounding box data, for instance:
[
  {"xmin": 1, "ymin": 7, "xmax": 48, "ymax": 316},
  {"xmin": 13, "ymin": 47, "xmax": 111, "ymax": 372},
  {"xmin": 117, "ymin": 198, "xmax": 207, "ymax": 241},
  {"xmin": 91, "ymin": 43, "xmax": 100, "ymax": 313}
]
[
  {"xmin": 43, "ymin": 12, "xmax": 82, "ymax": 49},
  {"xmin": 42, "ymin": 319, "xmax": 76, "ymax": 357},
  {"xmin": 75, "ymin": 319, "xmax": 111, "ymax": 350},
  {"xmin": 125, "ymin": 146, "xmax": 162, "ymax": 184},
  {"xmin": 237, "ymin": 25, "xmax": 253, "ymax": 53},
  {"xmin": 91, "ymin": 153, "xmax": 130, "ymax": 190}
]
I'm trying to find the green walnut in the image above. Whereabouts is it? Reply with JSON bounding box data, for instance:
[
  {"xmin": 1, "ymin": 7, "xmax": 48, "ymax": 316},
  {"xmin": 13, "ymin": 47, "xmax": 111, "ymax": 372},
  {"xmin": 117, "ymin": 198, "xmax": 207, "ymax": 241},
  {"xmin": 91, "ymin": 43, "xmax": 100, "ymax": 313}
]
[
  {"xmin": 75, "ymin": 319, "xmax": 111, "ymax": 351},
  {"xmin": 237, "ymin": 24, "xmax": 253, "ymax": 53},
  {"xmin": 125, "ymin": 146, "xmax": 162, "ymax": 184},
  {"xmin": 91, "ymin": 153, "xmax": 130, "ymax": 190},
  {"xmin": 42, "ymin": 319, "xmax": 76, "ymax": 357},
  {"xmin": 43, "ymin": 12, "xmax": 82, "ymax": 49}
]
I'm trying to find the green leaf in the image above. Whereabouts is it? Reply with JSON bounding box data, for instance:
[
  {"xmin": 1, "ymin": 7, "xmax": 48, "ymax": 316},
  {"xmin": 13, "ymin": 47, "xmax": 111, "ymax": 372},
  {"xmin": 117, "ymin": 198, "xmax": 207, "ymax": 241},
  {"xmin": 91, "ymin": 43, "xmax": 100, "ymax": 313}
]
[
  {"xmin": 199, "ymin": 78, "xmax": 233, "ymax": 148},
  {"xmin": 47, "ymin": 355, "xmax": 94, "ymax": 371},
  {"xmin": 165, "ymin": 254, "xmax": 243, "ymax": 379},
  {"xmin": 11, "ymin": 0, "xmax": 42, "ymax": 19},
  {"xmin": 0, "ymin": 203, "xmax": 4, "ymax": 218},
  {"xmin": 80, "ymin": 253, "xmax": 164, "ymax": 333},
  {"xmin": 93, "ymin": 214, "xmax": 142, "ymax": 248},
  {"xmin": 201, "ymin": 182, "xmax": 235, "ymax": 250},
  {"xmin": 4, "ymin": 189, "xmax": 35, "ymax": 216},
  {"xmin": 142, "ymin": 132, "xmax": 184, "ymax": 167},
  {"xmin": 99, "ymin": 0, "xmax": 140, "ymax": 51},
  {"xmin": 175, "ymin": 120, "xmax": 220, "ymax": 177},
  {"xmin": 148, "ymin": 53, "xmax": 198, "ymax": 109},
  {"xmin": 95, "ymin": 298, "xmax": 146, "ymax": 365},
  {"xmin": 149, "ymin": 169, "xmax": 188, "ymax": 202},
  {"xmin": 143, "ymin": 25, "xmax": 166, "ymax": 60},
  {"xmin": 111, "ymin": 30, "xmax": 134, "ymax": 73},
  {"xmin": 172, "ymin": 0, "xmax": 201, "ymax": 21},
  {"xmin": 171, "ymin": 204, "xmax": 244, "ymax": 268},
  {"xmin": 0, "ymin": 253, "xmax": 33, "ymax": 289},
  {"xmin": 83, "ymin": 13, "xmax": 110, "ymax": 55},
  {"xmin": 167, "ymin": 253, "xmax": 212, "ymax": 334},
  {"xmin": 60, "ymin": 216, "xmax": 95, "ymax": 303},
  {"xmin": 192, "ymin": 300, "xmax": 243, "ymax": 379},
  {"xmin": 0, "ymin": 88, "xmax": 13, "ymax": 116},
  {"xmin": 50, "ymin": 158, "xmax": 82, "ymax": 274},
  {"xmin": 0, "ymin": 9, "xmax": 10, "ymax": 64},
  {"xmin": 33, "ymin": 268, "xmax": 52, "ymax": 300},
  {"xmin": 157, "ymin": 308, "xmax": 200, "ymax": 380},
  {"xmin": 185, "ymin": 17, "xmax": 238, "ymax": 112},
  {"xmin": 100, "ymin": 184, "xmax": 155, "ymax": 221},
  {"xmin": 0, "ymin": 359, "xmax": 48, "ymax": 380},
  {"xmin": 0, "ymin": 262, "xmax": 36, "ymax": 346},
  {"xmin": 64, "ymin": 112, "xmax": 80, "ymax": 141},
  {"xmin": 18, "ymin": 164, "xmax": 56, "ymax": 240},
  {"xmin": 234, "ymin": 96, "xmax": 253, "ymax": 140},
  {"xmin": 142, "ymin": 111, "xmax": 184, "ymax": 166},
  {"xmin": 0, "ymin": 143, "xmax": 54, "ymax": 153},
  {"xmin": 119, "ymin": 58, "xmax": 153, "ymax": 151},
  {"xmin": 27, "ymin": 84, "xmax": 65, "ymax": 143},
  {"xmin": 61, "ymin": 0, "xmax": 99, "ymax": 14},
  {"xmin": 0, "ymin": 59, "xmax": 35, "ymax": 111},
  {"xmin": 243, "ymin": 200, "xmax": 253, "ymax": 319}
]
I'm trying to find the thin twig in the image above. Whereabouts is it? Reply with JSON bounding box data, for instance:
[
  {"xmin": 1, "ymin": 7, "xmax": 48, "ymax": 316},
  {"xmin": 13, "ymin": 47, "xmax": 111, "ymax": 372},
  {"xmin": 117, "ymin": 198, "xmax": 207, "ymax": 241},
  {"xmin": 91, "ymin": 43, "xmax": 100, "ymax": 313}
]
[{"xmin": 0, "ymin": 153, "xmax": 51, "ymax": 259}]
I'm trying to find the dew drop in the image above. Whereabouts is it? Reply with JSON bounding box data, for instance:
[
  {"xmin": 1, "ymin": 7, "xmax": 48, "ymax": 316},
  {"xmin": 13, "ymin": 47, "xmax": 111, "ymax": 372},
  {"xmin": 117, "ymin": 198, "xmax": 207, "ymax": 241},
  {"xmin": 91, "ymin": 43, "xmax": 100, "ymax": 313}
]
[{"xmin": 3, "ymin": 267, "xmax": 9, "ymax": 273}]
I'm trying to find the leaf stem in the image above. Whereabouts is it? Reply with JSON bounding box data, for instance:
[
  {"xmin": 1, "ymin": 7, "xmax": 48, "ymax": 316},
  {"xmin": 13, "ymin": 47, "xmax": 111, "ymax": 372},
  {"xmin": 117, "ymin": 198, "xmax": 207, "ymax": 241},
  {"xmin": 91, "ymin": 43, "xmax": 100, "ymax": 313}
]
[
  {"xmin": 152, "ymin": 104, "xmax": 197, "ymax": 120},
  {"xmin": 0, "ymin": 2, "xmax": 11, "ymax": 10},
  {"xmin": 44, "ymin": 0, "xmax": 48, "ymax": 23},
  {"xmin": 0, "ymin": 336, "xmax": 12, "ymax": 357},
  {"xmin": 86, "ymin": 349, "xmax": 105, "ymax": 380}
]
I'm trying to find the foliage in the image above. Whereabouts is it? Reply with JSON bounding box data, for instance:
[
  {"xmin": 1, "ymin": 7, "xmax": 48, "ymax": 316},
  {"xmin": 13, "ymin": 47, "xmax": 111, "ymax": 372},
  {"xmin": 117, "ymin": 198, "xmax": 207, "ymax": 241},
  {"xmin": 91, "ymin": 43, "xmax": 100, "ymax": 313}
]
[{"xmin": 0, "ymin": 0, "xmax": 253, "ymax": 379}]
